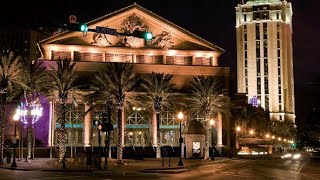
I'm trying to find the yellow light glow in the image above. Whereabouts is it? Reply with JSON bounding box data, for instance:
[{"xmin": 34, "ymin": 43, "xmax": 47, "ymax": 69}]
[
  {"xmin": 249, "ymin": 130, "xmax": 254, "ymax": 135},
  {"xmin": 178, "ymin": 112, "xmax": 184, "ymax": 120},
  {"xmin": 168, "ymin": 50, "xmax": 176, "ymax": 56},
  {"xmin": 272, "ymin": 135, "xmax": 275, "ymax": 139},
  {"xmin": 278, "ymin": 137, "xmax": 281, "ymax": 141},
  {"xmin": 13, "ymin": 114, "xmax": 19, "ymax": 121},
  {"xmin": 266, "ymin": 134, "xmax": 270, "ymax": 138},
  {"xmin": 210, "ymin": 119, "xmax": 215, "ymax": 126},
  {"xmin": 236, "ymin": 126, "xmax": 241, "ymax": 132}
]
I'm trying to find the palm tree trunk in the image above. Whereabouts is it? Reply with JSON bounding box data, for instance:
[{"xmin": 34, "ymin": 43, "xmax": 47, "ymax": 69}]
[
  {"xmin": 59, "ymin": 102, "xmax": 66, "ymax": 162},
  {"xmin": 116, "ymin": 108, "xmax": 123, "ymax": 162},
  {"xmin": 204, "ymin": 126, "xmax": 210, "ymax": 160},
  {"xmin": 27, "ymin": 117, "xmax": 32, "ymax": 159},
  {"xmin": 156, "ymin": 113, "xmax": 161, "ymax": 158},
  {"xmin": 0, "ymin": 95, "xmax": 6, "ymax": 165}
]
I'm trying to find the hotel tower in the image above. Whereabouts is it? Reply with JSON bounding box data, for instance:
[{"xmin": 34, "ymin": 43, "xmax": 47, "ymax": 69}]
[{"xmin": 236, "ymin": 0, "xmax": 295, "ymax": 122}]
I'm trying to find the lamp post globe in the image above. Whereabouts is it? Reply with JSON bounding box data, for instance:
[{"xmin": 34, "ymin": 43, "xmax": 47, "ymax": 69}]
[{"xmin": 177, "ymin": 112, "xmax": 184, "ymax": 166}]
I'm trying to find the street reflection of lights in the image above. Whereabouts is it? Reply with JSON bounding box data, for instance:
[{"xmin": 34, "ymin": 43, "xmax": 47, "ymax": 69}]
[{"xmin": 236, "ymin": 126, "xmax": 241, "ymax": 132}]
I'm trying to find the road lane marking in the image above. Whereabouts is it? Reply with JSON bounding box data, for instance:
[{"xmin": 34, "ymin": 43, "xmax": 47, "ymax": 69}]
[
  {"xmin": 298, "ymin": 162, "xmax": 306, "ymax": 173},
  {"xmin": 301, "ymin": 173, "xmax": 319, "ymax": 180}
]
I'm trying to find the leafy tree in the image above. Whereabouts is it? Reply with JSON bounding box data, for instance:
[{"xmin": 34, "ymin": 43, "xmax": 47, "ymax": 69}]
[
  {"xmin": 49, "ymin": 59, "xmax": 78, "ymax": 162},
  {"xmin": 0, "ymin": 52, "xmax": 25, "ymax": 165},
  {"xmin": 187, "ymin": 76, "xmax": 230, "ymax": 160},
  {"xmin": 270, "ymin": 120, "xmax": 296, "ymax": 140},
  {"xmin": 140, "ymin": 72, "xmax": 175, "ymax": 158}
]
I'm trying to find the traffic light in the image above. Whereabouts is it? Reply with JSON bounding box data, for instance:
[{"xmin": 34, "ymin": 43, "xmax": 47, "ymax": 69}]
[
  {"xmin": 66, "ymin": 22, "xmax": 88, "ymax": 32},
  {"xmin": 132, "ymin": 29, "xmax": 153, "ymax": 40}
]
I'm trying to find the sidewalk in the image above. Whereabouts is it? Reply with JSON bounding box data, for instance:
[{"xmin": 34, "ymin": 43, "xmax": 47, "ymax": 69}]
[{"xmin": 0, "ymin": 157, "xmax": 232, "ymax": 174}]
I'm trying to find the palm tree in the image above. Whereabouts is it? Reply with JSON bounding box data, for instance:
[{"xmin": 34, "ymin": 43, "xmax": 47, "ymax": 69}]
[
  {"xmin": 140, "ymin": 72, "xmax": 175, "ymax": 158},
  {"xmin": 104, "ymin": 62, "xmax": 137, "ymax": 163},
  {"xmin": 0, "ymin": 52, "xmax": 25, "ymax": 165},
  {"xmin": 85, "ymin": 68, "xmax": 114, "ymax": 169},
  {"xmin": 187, "ymin": 76, "xmax": 230, "ymax": 160},
  {"xmin": 22, "ymin": 59, "xmax": 50, "ymax": 160},
  {"xmin": 49, "ymin": 59, "xmax": 78, "ymax": 162}
]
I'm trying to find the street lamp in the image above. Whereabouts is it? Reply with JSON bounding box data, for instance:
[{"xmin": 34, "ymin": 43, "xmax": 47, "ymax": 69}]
[
  {"xmin": 249, "ymin": 130, "xmax": 254, "ymax": 135},
  {"xmin": 177, "ymin": 112, "xmax": 184, "ymax": 166},
  {"xmin": 236, "ymin": 126, "xmax": 241, "ymax": 150},
  {"xmin": 98, "ymin": 124, "xmax": 102, "ymax": 170},
  {"xmin": 11, "ymin": 113, "xmax": 19, "ymax": 167},
  {"xmin": 210, "ymin": 119, "xmax": 215, "ymax": 160}
]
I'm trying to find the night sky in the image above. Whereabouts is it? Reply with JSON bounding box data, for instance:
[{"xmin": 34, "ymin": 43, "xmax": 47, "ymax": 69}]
[{"xmin": 0, "ymin": 0, "xmax": 319, "ymax": 125}]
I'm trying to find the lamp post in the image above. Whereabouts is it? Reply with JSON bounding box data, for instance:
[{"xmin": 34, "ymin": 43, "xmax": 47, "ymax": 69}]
[
  {"xmin": 236, "ymin": 126, "xmax": 241, "ymax": 150},
  {"xmin": 11, "ymin": 114, "xmax": 19, "ymax": 167},
  {"xmin": 209, "ymin": 119, "xmax": 215, "ymax": 160},
  {"xmin": 177, "ymin": 112, "xmax": 184, "ymax": 166},
  {"xmin": 98, "ymin": 124, "xmax": 102, "ymax": 170}
]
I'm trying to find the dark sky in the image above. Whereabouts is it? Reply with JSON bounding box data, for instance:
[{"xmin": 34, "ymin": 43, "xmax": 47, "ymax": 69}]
[{"xmin": 0, "ymin": 0, "xmax": 319, "ymax": 124}]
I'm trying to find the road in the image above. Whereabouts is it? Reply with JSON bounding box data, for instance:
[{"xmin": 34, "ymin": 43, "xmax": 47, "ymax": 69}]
[
  {"xmin": 0, "ymin": 158, "xmax": 319, "ymax": 179},
  {"xmin": 164, "ymin": 158, "xmax": 320, "ymax": 180}
]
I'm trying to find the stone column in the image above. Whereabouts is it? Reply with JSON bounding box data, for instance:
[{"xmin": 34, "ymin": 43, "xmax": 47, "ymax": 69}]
[
  {"xmin": 217, "ymin": 112, "xmax": 223, "ymax": 146},
  {"xmin": 84, "ymin": 104, "xmax": 91, "ymax": 147}
]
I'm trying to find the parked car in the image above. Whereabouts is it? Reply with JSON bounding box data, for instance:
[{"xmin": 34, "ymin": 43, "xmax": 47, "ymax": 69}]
[{"xmin": 281, "ymin": 149, "xmax": 301, "ymax": 160}]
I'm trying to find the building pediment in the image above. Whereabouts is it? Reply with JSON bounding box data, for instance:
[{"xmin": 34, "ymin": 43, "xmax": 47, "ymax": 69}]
[{"xmin": 41, "ymin": 3, "xmax": 223, "ymax": 53}]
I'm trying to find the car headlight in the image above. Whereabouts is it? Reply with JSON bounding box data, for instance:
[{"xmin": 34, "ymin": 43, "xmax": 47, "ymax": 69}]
[
  {"xmin": 281, "ymin": 153, "xmax": 292, "ymax": 158},
  {"xmin": 293, "ymin": 154, "xmax": 301, "ymax": 159}
]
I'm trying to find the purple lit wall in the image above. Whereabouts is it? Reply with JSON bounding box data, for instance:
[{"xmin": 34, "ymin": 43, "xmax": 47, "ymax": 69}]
[{"xmin": 5, "ymin": 96, "xmax": 50, "ymax": 147}]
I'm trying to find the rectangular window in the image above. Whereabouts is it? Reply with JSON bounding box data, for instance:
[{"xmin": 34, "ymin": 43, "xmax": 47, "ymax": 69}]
[
  {"xmin": 278, "ymin": 68, "xmax": 281, "ymax": 76},
  {"xmin": 264, "ymin": 77, "xmax": 269, "ymax": 94},
  {"xmin": 244, "ymin": 14, "xmax": 247, "ymax": 22},
  {"xmin": 257, "ymin": 59, "xmax": 261, "ymax": 76},
  {"xmin": 278, "ymin": 86, "xmax": 281, "ymax": 94},
  {"xmin": 277, "ymin": 40, "xmax": 280, "ymax": 48},
  {"xmin": 278, "ymin": 58, "xmax": 281, "ymax": 67},
  {"xmin": 245, "ymin": 59, "xmax": 247, "ymax": 68},
  {"xmin": 277, "ymin": 31, "xmax": 280, "ymax": 39},
  {"xmin": 265, "ymin": 95, "xmax": 269, "ymax": 110},
  {"xmin": 263, "ymin": 40, "xmax": 268, "ymax": 57},
  {"xmin": 277, "ymin": 50, "xmax": 281, "ymax": 58},
  {"xmin": 277, "ymin": 12, "xmax": 280, "ymax": 19},
  {"xmin": 263, "ymin": 23, "xmax": 267, "ymax": 39},
  {"xmin": 264, "ymin": 59, "xmax": 268, "ymax": 76},
  {"xmin": 244, "ymin": 33, "xmax": 247, "ymax": 41},
  {"xmin": 245, "ymin": 69, "xmax": 248, "ymax": 76},
  {"xmin": 256, "ymin": 41, "xmax": 260, "ymax": 58},
  {"xmin": 256, "ymin": 24, "xmax": 260, "ymax": 40},
  {"xmin": 257, "ymin": 77, "xmax": 261, "ymax": 94},
  {"xmin": 244, "ymin": 42, "xmax": 247, "ymax": 50},
  {"xmin": 278, "ymin": 76, "xmax": 281, "ymax": 84}
]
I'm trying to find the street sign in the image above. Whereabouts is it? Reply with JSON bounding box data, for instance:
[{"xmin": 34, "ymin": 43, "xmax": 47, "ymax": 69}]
[{"xmin": 96, "ymin": 26, "xmax": 117, "ymax": 35}]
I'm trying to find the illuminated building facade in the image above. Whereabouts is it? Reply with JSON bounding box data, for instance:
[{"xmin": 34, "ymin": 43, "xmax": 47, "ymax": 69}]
[
  {"xmin": 236, "ymin": 0, "xmax": 295, "ymax": 122},
  {"xmin": 37, "ymin": 4, "xmax": 231, "ymax": 157}
]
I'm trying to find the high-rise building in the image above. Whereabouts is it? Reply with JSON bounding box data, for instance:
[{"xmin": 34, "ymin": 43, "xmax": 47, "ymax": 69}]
[{"xmin": 236, "ymin": 0, "xmax": 295, "ymax": 122}]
